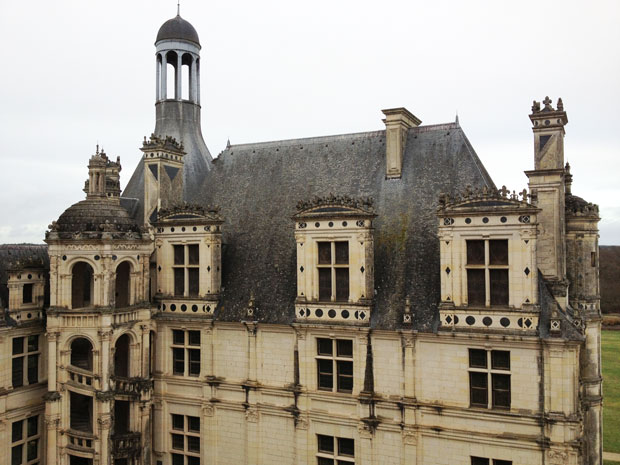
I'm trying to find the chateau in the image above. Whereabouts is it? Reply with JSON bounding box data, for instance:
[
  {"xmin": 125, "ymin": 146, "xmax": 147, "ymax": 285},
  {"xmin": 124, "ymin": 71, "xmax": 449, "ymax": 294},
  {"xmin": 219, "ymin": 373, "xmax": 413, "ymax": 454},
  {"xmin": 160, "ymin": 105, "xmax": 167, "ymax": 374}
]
[{"xmin": 0, "ymin": 11, "xmax": 603, "ymax": 465}]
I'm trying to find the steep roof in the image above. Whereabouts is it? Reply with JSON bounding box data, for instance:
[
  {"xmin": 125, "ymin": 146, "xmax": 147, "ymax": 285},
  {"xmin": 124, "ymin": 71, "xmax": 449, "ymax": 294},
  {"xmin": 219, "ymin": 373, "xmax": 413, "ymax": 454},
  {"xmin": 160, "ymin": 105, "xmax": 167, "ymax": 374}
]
[{"xmin": 190, "ymin": 122, "xmax": 495, "ymax": 330}]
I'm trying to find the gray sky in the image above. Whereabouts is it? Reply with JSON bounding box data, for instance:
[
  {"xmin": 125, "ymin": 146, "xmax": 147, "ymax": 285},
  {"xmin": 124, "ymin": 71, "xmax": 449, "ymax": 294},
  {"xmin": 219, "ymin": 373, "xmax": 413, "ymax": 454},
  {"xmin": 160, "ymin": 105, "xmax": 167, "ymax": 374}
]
[{"xmin": 1, "ymin": 0, "xmax": 619, "ymax": 244}]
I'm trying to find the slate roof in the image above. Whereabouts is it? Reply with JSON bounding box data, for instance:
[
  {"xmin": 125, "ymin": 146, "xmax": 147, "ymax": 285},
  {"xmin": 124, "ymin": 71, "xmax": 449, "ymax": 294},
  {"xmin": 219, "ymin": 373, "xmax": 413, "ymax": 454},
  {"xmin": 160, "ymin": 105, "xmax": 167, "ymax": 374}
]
[
  {"xmin": 189, "ymin": 122, "xmax": 495, "ymax": 330},
  {"xmin": 156, "ymin": 15, "xmax": 200, "ymax": 46}
]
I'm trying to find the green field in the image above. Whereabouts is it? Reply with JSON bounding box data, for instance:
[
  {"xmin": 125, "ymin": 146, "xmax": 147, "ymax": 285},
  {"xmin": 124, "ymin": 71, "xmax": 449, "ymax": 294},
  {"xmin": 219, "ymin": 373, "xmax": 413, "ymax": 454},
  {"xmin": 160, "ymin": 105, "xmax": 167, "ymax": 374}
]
[{"xmin": 603, "ymin": 330, "xmax": 620, "ymax": 453}]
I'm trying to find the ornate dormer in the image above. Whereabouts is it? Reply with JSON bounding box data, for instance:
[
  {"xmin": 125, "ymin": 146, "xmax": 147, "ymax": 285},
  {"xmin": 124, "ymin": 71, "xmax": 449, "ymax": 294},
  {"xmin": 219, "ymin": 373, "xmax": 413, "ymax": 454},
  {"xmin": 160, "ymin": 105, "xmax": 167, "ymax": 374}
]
[
  {"xmin": 141, "ymin": 134, "xmax": 186, "ymax": 225},
  {"xmin": 153, "ymin": 203, "xmax": 223, "ymax": 318},
  {"xmin": 3, "ymin": 251, "xmax": 47, "ymax": 324},
  {"xmin": 83, "ymin": 146, "xmax": 122, "ymax": 202},
  {"xmin": 437, "ymin": 185, "xmax": 540, "ymax": 333},
  {"xmin": 293, "ymin": 194, "xmax": 376, "ymax": 325}
]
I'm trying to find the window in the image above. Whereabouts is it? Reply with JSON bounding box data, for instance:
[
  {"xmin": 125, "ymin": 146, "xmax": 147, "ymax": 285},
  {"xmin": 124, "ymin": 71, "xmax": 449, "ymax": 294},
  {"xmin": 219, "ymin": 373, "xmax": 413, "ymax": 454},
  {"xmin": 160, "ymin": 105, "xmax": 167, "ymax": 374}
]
[
  {"xmin": 23, "ymin": 284, "xmax": 33, "ymax": 304},
  {"xmin": 12, "ymin": 336, "xmax": 40, "ymax": 388},
  {"xmin": 317, "ymin": 241, "xmax": 349, "ymax": 302},
  {"xmin": 171, "ymin": 414, "xmax": 200, "ymax": 465},
  {"xmin": 11, "ymin": 415, "xmax": 40, "ymax": 465},
  {"xmin": 171, "ymin": 330, "xmax": 201, "ymax": 377},
  {"xmin": 466, "ymin": 239, "xmax": 509, "ymax": 306},
  {"xmin": 471, "ymin": 457, "xmax": 512, "ymax": 465},
  {"xmin": 173, "ymin": 244, "xmax": 200, "ymax": 297},
  {"xmin": 316, "ymin": 338, "xmax": 353, "ymax": 393},
  {"xmin": 316, "ymin": 434, "xmax": 354, "ymax": 464},
  {"xmin": 469, "ymin": 349, "xmax": 510, "ymax": 409}
]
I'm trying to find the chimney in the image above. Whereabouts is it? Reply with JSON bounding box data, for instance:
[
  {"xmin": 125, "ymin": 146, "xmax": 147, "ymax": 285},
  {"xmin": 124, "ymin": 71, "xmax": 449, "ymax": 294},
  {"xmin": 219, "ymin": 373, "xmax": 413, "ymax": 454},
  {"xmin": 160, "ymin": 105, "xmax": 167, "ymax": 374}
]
[{"xmin": 382, "ymin": 108, "xmax": 421, "ymax": 179}]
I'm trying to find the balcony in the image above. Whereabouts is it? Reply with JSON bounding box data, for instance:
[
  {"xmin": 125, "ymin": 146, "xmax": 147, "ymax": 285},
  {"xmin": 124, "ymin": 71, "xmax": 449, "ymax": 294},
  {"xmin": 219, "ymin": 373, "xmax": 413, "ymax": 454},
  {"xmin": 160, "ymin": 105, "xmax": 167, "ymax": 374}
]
[
  {"xmin": 111, "ymin": 432, "xmax": 141, "ymax": 458},
  {"xmin": 67, "ymin": 365, "xmax": 96, "ymax": 388},
  {"xmin": 66, "ymin": 429, "xmax": 95, "ymax": 452},
  {"xmin": 110, "ymin": 376, "xmax": 153, "ymax": 397}
]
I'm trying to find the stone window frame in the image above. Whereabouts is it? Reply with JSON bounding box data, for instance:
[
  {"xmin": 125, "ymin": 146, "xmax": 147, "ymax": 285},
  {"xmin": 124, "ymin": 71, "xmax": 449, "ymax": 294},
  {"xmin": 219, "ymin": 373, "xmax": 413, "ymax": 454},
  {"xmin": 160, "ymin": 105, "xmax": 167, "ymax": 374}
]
[
  {"xmin": 12, "ymin": 335, "xmax": 40, "ymax": 388},
  {"xmin": 11, "ymin": 414, "xmax": 40, "ymax": 465},
  {"xmin": 468, "ymin": 348, "xmax": 511, "ymax": 410},
  {"xmin": 172, "ymin": 243, "xmax": 200, "ymax": 297},
  {"xmin": 471, "ymin": 457, "xmax": 512, "ymax": 465},
  {"xmin": 316, "ymin": 338, "xmax": 354, "ymax": 393},
  {"xmin": 317, "ymin": 240, "xmax": 350, "ymax": 302},
  {"xmin": 22, "ymin": 283, "xmax": 33, "ymax": 305},
  {"xmin": 171, "ymin": 413, "xmax": 201, "ymax": 465},
  {"xmin": 316, "ymin": 434, "xmax": 355, "ymax": 464},
  {"xmin": 465, "ymin": 239, "xmax": 510, "ymax": 307},
  {"xmin": 171, "ymin": 329, "xmax": 201, "ymax": 377}
]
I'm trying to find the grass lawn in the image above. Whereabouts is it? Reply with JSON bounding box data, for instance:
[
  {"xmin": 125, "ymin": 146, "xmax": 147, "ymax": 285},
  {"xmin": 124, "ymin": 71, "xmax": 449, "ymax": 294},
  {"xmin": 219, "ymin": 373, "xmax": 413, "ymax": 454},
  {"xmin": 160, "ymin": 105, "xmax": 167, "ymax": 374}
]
[{"xmin": 603, "ymin": 330, "xmax": 620, "ymax": 453}]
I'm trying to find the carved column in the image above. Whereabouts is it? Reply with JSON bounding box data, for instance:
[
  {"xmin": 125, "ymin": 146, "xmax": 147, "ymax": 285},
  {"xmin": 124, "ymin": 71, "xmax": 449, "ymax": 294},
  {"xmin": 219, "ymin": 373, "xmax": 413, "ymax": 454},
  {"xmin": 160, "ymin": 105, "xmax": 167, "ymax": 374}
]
[
  {"xmin": 98, "ymin": 414, "xmax": 112, "ymax": 465},
  {"xmin": 45, "ymin": 416, "xmax": 60, "ymax": 465},
  {"xmin": 161, "ymin": 53, "xmax": 167, "ymax": 99},
  {"xmin": 403, "ymin": 333, "xmax": 416, "ymax": 400},
  {"xmin": 47, "ymin": 331, "xmax": 60, "ymax": 390},
  {"xmin": 175, "ymin": 53, "xmax": 182, "ymax": 99},
  {"xmin": 100, "ymin": 330, "xmax": 112, "ymax": 390}
]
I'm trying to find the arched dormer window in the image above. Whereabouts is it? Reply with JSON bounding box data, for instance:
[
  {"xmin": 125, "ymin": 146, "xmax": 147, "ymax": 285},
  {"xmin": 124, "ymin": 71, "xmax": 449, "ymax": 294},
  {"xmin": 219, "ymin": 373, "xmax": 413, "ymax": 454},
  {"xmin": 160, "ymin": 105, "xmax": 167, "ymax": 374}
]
[
  {"xmin": 294, "ymin": 194, "xmax": 376, "ymax": 325},
  {"xmin": 71, "ymin": 262, "xmax": 94, "ymax": 309},
  {"xmin": 115, "ymin": 261, "xmax": 132, "ymax": 309}
]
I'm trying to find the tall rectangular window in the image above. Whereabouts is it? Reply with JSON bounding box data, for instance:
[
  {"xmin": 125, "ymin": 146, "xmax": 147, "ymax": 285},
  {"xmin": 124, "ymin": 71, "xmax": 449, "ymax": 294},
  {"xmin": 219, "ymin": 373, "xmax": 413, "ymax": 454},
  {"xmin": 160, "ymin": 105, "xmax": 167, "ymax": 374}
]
[
  {"xmin": 316, "ymin": 338, "xmax": 353, "ymax": 393},
  {"xmin": 12, "ymin": 335, "xmax": 40, "ymax": 388},
  {"xmin": 171, "ymin": 330, "xmax": 201, "ymax": 377},
  {"xmin": 471, "ymin": 457, "xmax": 512, "ymax": 465},
  {"xmin": 469, "ymin": 349, "xmax": 511, "ymax": 409},
  {"xmin": 11, "ymin": 415, "xmax": 40, "ymax": 465},
  {"xmin": 317, "ymin": 241, "xmax": 349, "ymax": 302},
  {"xmin": 466, "ymin": 239, "xmax": 509, "ymax": 307},
  {"xmin": 316, "ymin": 434, "xmax": 355, "ymax": 464},
  {"xmin": 22, "ymin": 284, "xmax": 33, "ymax": 304},
  {"xmin": 172, "ymin": 244, "xmax": 200, "ymax": 297},
  {"xmin": 171, "ymin": 414, "xmax": 201, "ymax": 465}
]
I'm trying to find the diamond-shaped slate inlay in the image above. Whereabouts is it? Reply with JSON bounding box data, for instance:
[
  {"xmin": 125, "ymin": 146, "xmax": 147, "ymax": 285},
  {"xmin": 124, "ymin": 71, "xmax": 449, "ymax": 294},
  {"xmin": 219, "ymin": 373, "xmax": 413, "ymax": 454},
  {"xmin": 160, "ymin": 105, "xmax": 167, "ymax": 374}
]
[
  {"xmin": 445, "ymin": 315, "xmax": 452, "ymax": 324},
  {"xmin": 445, "ymin": 267, "xmax": 451, "ymax": 275},
  {"xmin": 300, "ymin": 266, "xmax": 304, "ymax": 273},
  {"xmin": 360, "ymin": 266, "xmax": 365, "ymax": 273},
  {"xmin": 524, "ymin": 267, "xmax": 530, "ymax": 276},
  {"xmin": 207, "ymin": 266, "xmax": 211, "ymax": 272}
]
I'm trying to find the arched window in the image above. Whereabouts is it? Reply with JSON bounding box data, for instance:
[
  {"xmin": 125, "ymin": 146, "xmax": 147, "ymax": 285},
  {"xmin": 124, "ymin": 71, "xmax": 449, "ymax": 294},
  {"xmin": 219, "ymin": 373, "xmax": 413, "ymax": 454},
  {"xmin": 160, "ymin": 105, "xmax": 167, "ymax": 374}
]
[
  {"xmin": 71, "ymin": 262, "xmax": 94, "ymax": 309},
  {"xmin": 114, "ymin": 333, "xmax": 130, "ymax": 378},
  {"xmin": 166, "ymin": 51, "xmax": 178, "ymax": 99},
  {"xmin": 115, "ymin": 261, "xmax": 132, "ymax": 309},
  {"xmin": 71, "ymin": 338, "xmax": 93, "ymax": 371},
  {"xmin": 182, "ymin": 53, "xmax": 192, "ymax": 100}
]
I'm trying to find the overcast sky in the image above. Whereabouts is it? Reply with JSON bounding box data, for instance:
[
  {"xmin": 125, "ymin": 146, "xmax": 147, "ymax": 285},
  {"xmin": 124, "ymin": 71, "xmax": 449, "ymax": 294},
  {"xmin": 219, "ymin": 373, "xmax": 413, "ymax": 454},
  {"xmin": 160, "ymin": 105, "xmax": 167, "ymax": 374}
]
[{"xmin": 0, "ymin": 0, "xmax": 619, "ymax": 245}]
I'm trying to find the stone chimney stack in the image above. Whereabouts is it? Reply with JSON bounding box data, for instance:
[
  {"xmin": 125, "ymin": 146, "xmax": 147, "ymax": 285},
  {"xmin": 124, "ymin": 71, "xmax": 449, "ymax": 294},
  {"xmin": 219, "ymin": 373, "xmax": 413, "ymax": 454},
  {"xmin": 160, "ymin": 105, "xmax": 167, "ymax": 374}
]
[
  {"xmin": 382, "ymin": 108, "xmax": 421, "ymax": 179},
  {"xmin": 525, "ymin": 97, "xmax": 569, "ymax": 307}
]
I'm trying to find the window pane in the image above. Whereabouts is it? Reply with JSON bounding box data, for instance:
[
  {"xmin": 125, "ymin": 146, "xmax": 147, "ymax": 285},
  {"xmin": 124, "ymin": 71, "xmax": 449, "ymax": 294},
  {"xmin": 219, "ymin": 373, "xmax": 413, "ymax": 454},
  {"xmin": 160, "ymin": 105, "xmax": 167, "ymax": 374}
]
[
  {"xmin": 28, "ymin": 335, "xmax": 38, "ymax": 352},
  {"xmin": 338, "ymin": 437, "xmax": 354, "ymax": 457},
  {"xmin": 467, "ymin": 240, "xmax": 485, "ymax": 265},
  {"xmin": 187, "ymin": 435, "xmax": 200, "ymax": 452},
  {"xmin": 318, "ymin": 243, "xmax": 331, "ymax": 264},
  {"xmin": 335, "ymin": 268, "xmax": 349, "ymax": 302},
  {"xmin": 471, "ymin": 458, "xmax": 490, "ymax": 465},
  {"xmin": 174, "ymin": 268, "xmax": 185, "ymax": 296},
  {"xmin": 13, "ymin": 337, "xmax": 24, "ymax": 355},
  {"xmin": 11, "ymin": 444, "xmax": 22, "ymax": 465},
  {"xmin": 172, "ymin": 414, "xmax": 184, "ymax": 430},
  {"xmin": 28, "ymin": 355, "xmax": 39, "ymax": 384},
  {"xmin": 317, "ymin": 338, "xmax": 333, "ymax": 356},
  {"xmin": 27, "ymin": 439, "xmax": 38, "ymax": 461},
  {"xmin": 188, "ymin": 457, "xmax": 200, "ymax": 465},
  {"xmin": 318, "ymin": 360, "xmax": 333, "ymax": 390},
  {"xmin": 27, "ymin": 417, "xmax": 38, "ymax": 437},
  {"xmin": 188, "ymin": 416, "xmax": 200, "ymax": 433},
  {"xmin": 12, "ymin": 420, "xmax": 23, "ymax": 442},
  {"xmin": 188, "ymin": 244, "xmax": 199, "ymax": 265},
  {"xmin": 491, "ymin": 351, "xmax": 510, "ymax": 370},
  {"xmin": 173, "ymin": 330, "xmax": 185, "ymax": 345},
  {"xmin": 12, "ymin": 357, "xmax": 24, "ymax": 388},
  {"xmin": 317, "ymin": 434, "xmax": 334, "ymax": 453},
  {"xmin": 318, "ymin": 268, "xmax": 332, "ymax": 301},
  {"xmin": 335, "ymin": 242, "xmax": 349, "ymax": 264},
  {"xmin": 173, "ymin": 348, "xmax": 185, "ymax": 375},
  {"xmin": 337, "ymin": 340, "xmax": 353, "ymax": 357},
  {"xmin": 492, "ymin": 374, "xmax": 511, "ymax": 408},
  {"xmin": 318, "ymin": 459, "xmax": 334, "ymax": 465},
  {"xmin": 489, "ymin": 240, "xmax": 508, "ymax": 265},
  {"xmin": 188, "ymin": 268, "xmax": 199, "ymax": 296},
  {"xmin": 490, "ymin": 269, "xmax": 509, "ymax": 306},
  {"xmin": 171, "ymin": 433, "xmax": 184, "ymax": 450},
  {"xmin": 470, "ymin": 372, "xmax": 488, "ymax": 406},
  {"xmin": 337, "ymin": 361, "xmax": 353, "ymax": 392},
  {"xmin": 172, "ymin": 453, "xmax": 184, "ymax": 465},
  {"xmin": 173, "ymin": 245, "xmax": 185, "ymax": 265},
  {"xmin": 469, "ymin": 349, "xmax": 487, "ymax": 368},
  {"xmin": 23, "ymin": 284, "xmax": 33, "ymax": 304},
  {"xmin": 467, "ymin": 269, "xmax": 485, "ymax": 306},
  {"xmin": 189, "ymin": 349, "xmax": 201, "ymax": 376},
  {"xmin": 188, "ymin": 331, "xmax": 201, "ymax": 346},
  {"xmin": 493, "ymin": 460, "xmax": 512, "ymax": 465}
]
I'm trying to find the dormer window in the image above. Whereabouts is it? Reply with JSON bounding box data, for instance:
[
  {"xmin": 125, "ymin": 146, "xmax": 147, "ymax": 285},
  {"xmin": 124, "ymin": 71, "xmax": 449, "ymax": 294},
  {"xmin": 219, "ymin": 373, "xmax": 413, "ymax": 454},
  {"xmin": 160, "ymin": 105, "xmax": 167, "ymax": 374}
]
[
  {"xmin": 466, "ymin": 239, "xmax": 509, "ymax": 306},
  {"xmin": 173, "ymin": 244, "xmax": 200, "ymax": 297},
  {"xmin": 318, "ymin": 241, "xmax": 349, "ymax": 302}
]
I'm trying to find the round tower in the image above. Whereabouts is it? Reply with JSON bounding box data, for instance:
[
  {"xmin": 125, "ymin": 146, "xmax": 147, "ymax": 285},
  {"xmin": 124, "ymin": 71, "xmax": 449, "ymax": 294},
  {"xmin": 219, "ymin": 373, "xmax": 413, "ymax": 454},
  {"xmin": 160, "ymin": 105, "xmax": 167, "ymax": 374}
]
[{"xmin": 154, "ymin": 11, "xmax": 211, "ymax": 199}]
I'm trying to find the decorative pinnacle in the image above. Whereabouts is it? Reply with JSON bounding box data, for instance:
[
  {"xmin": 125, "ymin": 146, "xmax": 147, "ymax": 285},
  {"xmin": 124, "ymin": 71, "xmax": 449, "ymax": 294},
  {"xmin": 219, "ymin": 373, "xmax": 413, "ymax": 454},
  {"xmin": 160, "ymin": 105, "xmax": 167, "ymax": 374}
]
[{"xmin": 177, "ymin": 0, "xmax": 180, "ymax": 16}]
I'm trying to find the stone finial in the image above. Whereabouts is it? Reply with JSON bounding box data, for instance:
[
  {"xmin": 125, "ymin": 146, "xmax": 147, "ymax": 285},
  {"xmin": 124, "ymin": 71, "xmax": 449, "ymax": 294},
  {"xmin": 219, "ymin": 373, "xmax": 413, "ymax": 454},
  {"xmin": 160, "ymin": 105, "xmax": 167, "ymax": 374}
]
[
  {"xmin": 556, "ymin": 98, "xmax": 564, "ymax": 111},
  {"xmin": 403, "ymin": 296, "xmax": 412, "ymax": 324},
  {"xmin": 543, "ymin": 96, "xmax": 553, "ymax": 111},
  {"xmin": 247, "ymin": 291, "xmax": 256, "ymax": 317},
  {"xmin": 531, "ymin": 100, "xmax": 541, "ymax": 113}
]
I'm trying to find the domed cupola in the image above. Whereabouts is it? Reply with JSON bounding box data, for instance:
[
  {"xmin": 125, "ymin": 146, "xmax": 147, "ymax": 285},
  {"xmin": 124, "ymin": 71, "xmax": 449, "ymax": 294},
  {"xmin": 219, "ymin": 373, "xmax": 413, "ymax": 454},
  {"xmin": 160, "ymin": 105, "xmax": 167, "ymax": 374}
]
[{"xmin": 156, "ymin": 14, "xmax": 200, "ymax": 47}]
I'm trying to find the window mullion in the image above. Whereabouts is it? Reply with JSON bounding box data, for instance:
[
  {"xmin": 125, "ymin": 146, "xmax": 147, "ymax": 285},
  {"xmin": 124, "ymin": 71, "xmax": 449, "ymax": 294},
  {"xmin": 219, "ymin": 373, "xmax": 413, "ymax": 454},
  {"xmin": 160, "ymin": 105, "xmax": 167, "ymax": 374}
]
[
  {"xmin": 485, "ymin": 240, "xmax": 490, "ymax": 306},
  {"xmin": 487, "ymin": 351, "xmax": 492, "ymax": 409}
]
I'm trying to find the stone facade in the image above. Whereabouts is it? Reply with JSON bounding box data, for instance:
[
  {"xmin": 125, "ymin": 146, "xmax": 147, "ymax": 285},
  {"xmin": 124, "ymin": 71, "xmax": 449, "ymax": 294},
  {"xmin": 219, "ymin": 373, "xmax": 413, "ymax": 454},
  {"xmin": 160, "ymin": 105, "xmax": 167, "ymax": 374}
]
[{"xmin": 0, "ymin": 11, "xmax": 602, "ymax": 465}]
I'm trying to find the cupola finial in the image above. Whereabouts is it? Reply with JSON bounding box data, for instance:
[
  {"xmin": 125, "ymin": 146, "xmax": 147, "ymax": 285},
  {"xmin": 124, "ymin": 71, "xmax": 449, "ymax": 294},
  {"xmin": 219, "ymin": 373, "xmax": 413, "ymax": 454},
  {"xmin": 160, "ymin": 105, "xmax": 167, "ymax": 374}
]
[{"xmin": 177, "ymin": 0, "xmax": 180, "ymax": 16}]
